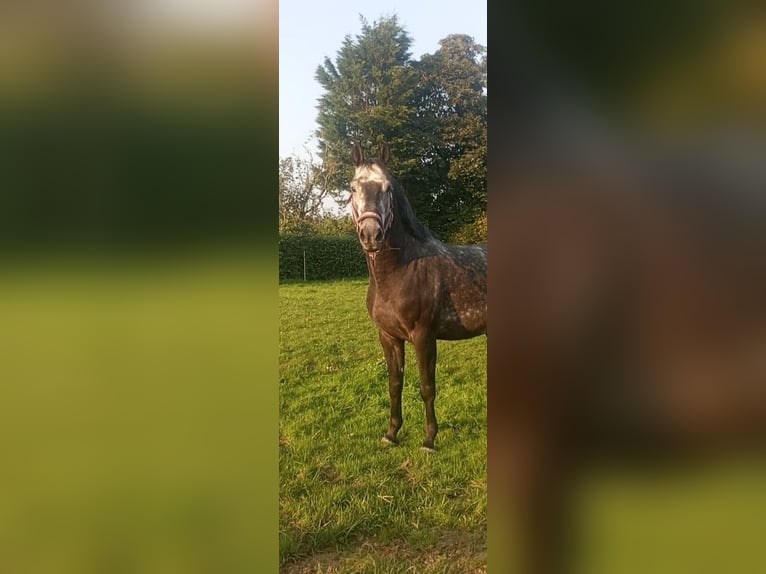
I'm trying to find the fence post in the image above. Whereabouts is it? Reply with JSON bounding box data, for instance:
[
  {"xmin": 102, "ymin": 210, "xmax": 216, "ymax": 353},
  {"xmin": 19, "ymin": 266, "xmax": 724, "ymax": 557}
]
[{"xmin": 303, "ymin": 250, "xmax": 306, "ymax": 281}]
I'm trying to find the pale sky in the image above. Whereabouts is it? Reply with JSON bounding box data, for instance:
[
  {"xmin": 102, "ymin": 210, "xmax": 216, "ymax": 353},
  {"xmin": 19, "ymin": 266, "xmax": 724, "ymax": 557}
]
[{"xmin": 279, "ymin": 0, "xmax": 487, "ymax": 159}]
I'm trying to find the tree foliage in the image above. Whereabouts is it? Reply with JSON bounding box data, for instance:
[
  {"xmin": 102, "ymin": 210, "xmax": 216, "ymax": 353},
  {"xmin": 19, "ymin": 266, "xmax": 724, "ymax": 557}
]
[
  {"xmin": 278, "ymin": 150, "xmax": 331, "ymax": 233},
  {"xmin": 314, "ymin": 15, "xmax": 487, "ymax": 241},
  {"xmin": 417, "ymin": 34, "xmax": 487, "ymax": 236}
]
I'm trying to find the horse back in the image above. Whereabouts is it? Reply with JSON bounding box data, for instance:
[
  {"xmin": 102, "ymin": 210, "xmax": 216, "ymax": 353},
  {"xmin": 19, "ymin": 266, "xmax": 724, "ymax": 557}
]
[{"xmin": 365, "ymin": 242, "xmax": 487, "ymax": 342}]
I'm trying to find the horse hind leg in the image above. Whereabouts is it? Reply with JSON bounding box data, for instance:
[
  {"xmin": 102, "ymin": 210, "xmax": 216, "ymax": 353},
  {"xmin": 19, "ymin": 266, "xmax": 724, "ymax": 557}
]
[
  {"xmin": 379, "ymin": 330, "xmax": 405, "ymax": 445},
  {"xmin": 415, "ymin": 335, "xmax": 438, "ymax": 452}
]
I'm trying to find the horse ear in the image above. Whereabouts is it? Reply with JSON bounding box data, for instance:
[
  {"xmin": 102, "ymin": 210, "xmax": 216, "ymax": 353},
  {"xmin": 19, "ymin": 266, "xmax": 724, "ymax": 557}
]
[
  {"xmin": 352, "ymin": 144, "xmax": 364, "ymax": 167},
  {"xmin": 379, "ymin": 143, "xmax": 391, "ymax": 165}
]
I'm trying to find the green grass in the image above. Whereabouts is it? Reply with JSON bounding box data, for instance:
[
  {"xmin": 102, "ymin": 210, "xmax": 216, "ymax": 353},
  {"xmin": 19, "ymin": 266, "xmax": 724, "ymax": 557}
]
[
  {"xmin": 279, "ymin": 280, "xmax": 488, "ymax": 573},
  {"xmin": 5, "ymin": 261, "xmax": 765, "ymax": 573}
]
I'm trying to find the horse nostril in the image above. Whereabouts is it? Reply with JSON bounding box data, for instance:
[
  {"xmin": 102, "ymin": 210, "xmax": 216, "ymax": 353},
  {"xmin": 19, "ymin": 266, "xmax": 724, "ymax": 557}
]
[{"xmin": 375, "ymin": 228, "xmax": 383, "ymax": 242}]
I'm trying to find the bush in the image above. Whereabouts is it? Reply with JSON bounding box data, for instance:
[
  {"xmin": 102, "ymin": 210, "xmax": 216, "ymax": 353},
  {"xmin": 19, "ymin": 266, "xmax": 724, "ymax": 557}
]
[
  {"xmin": 279, "ymin": 234, "xmax": 367, "ymax": 281},
  {"xmin": 279, "ymin": 216, "xmax": 355, "ymax": 237}
]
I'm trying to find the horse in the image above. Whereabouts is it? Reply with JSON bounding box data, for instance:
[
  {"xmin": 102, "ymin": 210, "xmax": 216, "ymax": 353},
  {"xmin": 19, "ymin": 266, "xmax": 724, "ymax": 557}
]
[{"xmin": 348, "ymin": 142, "xmax": 487, "ymax": 452}]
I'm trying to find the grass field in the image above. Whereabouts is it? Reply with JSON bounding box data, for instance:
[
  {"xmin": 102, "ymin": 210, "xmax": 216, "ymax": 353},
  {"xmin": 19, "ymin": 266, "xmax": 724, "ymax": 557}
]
[
  {"xmin": 280, "ymin": 280, "xmax": 766, "ymax": 574},
  {"xmin": 5, "ymin": 260, "xmax": 764, "ymax": 573},
  {"xmin": 279, "ymin": 280, "xmax": 488, "ymax": 573}
]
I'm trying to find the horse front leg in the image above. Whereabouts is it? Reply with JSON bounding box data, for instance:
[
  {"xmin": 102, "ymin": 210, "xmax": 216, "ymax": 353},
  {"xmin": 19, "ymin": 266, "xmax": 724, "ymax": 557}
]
[
  {"xmin": 415, "ymin": 335, "xmax": 438, "ymax": 451},
  {"xmin": 379, "ymin": 330, "xmax": 405, "ymax": 445}
]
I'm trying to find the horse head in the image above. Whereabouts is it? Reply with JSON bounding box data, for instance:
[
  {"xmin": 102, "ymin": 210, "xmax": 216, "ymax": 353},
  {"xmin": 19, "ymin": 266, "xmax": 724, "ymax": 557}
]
[{"xmin": 349, "ymin": 143, "xmax": 395, "ymax": 254}]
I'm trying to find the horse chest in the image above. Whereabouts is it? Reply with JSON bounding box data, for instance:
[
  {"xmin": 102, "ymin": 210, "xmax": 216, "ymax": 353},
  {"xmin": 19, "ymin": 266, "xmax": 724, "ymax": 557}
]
[{"xmin": 368, "ymin": 288, "xmax": 430, "ymax": 341}]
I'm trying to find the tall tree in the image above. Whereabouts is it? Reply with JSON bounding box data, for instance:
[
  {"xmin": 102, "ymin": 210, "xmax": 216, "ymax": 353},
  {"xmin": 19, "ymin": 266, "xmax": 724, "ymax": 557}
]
[
  {"xmin": 314, "ymin": 15, "xmax": 487, "ymax": 241},
  {"xmin": 315, "ymin": 16, "xmax": 421, "ymax": 191},
  {"xmin": 417, "ymin": 34, "xmax": 487, "ymax": 237}
]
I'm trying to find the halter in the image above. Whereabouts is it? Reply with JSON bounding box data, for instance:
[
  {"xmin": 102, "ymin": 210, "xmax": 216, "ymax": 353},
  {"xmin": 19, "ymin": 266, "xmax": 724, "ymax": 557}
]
[{"xmin": 350, "ymin": 194, "xmax": 394, "ymax": 236}]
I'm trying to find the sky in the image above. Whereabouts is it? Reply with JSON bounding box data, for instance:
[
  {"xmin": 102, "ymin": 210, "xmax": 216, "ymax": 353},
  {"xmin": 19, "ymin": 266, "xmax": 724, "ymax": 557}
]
[{"xmin": 279, "ymin": 0, "xmax": 487, "ymax": 159}]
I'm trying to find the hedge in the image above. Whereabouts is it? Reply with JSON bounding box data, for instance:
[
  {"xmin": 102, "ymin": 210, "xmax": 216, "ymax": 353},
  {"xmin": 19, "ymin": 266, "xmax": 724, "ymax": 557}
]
[{"xmin": 279, "ymin": 234, "xmax": 368, "ymax": 281}]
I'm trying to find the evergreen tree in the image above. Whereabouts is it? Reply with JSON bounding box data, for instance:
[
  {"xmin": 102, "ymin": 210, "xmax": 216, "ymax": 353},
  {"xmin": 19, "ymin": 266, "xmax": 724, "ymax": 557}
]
[
  {"xmin": 314, "ymin": 15, "xmax": 486, "ymax": 241},
  {"xmin": 315, "ymin": 16, "xmax": 421, "ymax": 192}
]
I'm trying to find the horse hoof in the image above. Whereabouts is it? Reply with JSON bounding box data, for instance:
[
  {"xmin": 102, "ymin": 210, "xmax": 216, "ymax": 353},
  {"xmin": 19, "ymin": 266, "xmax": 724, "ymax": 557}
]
[
  {"xmin": 421, "ymin": 445, "xmax": 436, "ymax": 453},
  {"xmin": 381, "ymin": 436, "xmax": 398, "ymax": 446}
]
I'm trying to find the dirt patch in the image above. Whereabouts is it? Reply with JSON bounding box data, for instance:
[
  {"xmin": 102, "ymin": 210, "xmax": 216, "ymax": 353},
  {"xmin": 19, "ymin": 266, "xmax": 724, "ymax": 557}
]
[{"xmin": 281, "ymin": 528, "xmax": 486, "ymax": 573}]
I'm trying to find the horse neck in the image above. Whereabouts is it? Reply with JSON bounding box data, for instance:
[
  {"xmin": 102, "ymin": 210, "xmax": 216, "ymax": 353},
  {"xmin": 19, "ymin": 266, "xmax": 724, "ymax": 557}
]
[
  {"xmin": 365, "ymin": 216, "xmax": 417, "ymax": 281},
  {"xmin": 365, "ymin": 185, "xmax": 437, "ymax": 280}
]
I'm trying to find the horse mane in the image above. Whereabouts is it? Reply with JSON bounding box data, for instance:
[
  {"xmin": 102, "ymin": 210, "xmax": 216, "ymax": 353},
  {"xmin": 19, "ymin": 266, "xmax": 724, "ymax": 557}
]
[{"xmin": 366, "ymin": 158, "xmax": 435, "ymax": 243}]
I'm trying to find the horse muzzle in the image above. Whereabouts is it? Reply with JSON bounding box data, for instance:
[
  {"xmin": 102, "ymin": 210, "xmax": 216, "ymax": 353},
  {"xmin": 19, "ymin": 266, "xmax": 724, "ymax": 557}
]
[{"xmin": 356, "ymin": 211, "xmax": 385, "ymax": 253}]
